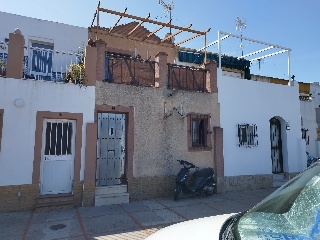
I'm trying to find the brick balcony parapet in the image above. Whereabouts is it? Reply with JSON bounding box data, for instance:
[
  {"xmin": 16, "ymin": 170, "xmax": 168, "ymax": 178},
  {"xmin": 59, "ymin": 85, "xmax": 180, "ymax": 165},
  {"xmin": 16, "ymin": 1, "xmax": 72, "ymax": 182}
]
[
  {"xmin": 205, "ymin": 60, "xmax": 218, "ymax": 93},
  {"xmin": 6, "ymin": 29, "xmax": 25, "ymax": 79},
  {"xmin": 155, "ymin": 52, "xmax": 168, "ymax": 88}
]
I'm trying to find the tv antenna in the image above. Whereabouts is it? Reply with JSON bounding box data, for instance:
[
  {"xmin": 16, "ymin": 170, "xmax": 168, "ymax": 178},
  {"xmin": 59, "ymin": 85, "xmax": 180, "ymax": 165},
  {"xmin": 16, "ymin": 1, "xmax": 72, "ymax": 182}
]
[
  {"xmin": 158, "ymin": 0, "xmax": 174, "ymax": 34},
  {"xmin": 235, "ymin": 16, "xmax": 246, "ymax": 56}
]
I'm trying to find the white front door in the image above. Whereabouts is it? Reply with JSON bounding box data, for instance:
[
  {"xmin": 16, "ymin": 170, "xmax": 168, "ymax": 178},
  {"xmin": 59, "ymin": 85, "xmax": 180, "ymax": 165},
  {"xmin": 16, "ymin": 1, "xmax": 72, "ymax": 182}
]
[{"xmin": 40, "ymin": 119, "xmax": 76, "ymax": 195}]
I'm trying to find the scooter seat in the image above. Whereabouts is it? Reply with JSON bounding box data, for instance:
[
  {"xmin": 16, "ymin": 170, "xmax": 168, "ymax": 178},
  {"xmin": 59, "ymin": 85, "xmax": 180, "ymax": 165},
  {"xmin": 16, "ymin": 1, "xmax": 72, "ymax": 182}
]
[{"xmin": 193, "ymin": 167, "xmax": 214, "ymax": 177}]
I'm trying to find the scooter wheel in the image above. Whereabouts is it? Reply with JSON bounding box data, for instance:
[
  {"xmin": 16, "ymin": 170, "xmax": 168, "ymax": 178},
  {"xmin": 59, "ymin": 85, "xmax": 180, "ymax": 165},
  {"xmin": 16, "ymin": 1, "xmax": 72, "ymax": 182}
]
[
  {"xmin": 204, "ymin": 180, "xmax": 215, "ymax": 196},
  {"xmin": 174, "ymin": 185, "xmax": 182, "ymax": 201}
]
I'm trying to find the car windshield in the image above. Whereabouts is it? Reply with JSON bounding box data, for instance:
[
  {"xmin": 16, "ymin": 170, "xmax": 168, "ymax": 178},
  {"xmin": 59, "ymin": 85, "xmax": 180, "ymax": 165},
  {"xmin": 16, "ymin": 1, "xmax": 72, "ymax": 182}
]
[{"xmin": 233, "ymin": 163, "xmax": 320, "ymax": 239}]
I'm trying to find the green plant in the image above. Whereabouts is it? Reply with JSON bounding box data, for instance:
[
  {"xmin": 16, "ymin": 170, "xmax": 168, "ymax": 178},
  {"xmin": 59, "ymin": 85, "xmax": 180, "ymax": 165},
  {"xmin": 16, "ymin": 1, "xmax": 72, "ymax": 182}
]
[
  {"xmin": 65, "ymin": 44, "xmax": 86, "ymax": 84},
  {"xmin": 0, "ymin": 61, "xmax": 6, "ymax": 76},
  {"xmin": 0, "ymin": 61, "xmax": 6, "ymax": 69},
  {"xmin": 65, "ymin": 62, "xmax": 85, "ymax": 84}
]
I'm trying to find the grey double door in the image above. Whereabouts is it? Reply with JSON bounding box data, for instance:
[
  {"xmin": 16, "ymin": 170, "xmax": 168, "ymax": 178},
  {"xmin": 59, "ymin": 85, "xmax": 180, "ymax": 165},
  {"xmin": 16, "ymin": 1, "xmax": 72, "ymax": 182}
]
[{"xmin": 96, "ymin": 113, "xmax": 126, "ymax": 186}]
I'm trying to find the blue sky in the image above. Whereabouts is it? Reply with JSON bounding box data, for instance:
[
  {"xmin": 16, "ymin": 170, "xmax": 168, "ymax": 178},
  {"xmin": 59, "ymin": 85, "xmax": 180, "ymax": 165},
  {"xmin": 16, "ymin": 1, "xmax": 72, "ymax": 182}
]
[{"xmin": 1, "ymin": 0, "xmax": 319, "ymax": 82}]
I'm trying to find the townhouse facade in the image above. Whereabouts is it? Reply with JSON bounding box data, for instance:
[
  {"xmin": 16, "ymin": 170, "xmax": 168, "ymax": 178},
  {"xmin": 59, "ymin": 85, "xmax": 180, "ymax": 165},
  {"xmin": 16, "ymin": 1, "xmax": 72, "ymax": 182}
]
[
  {"xmin": 0, "ymin": 7, "xmax": 310, "ymax": 212},
  {"xmin": 0, "ymin": 10, "xmax": 223, "ymax": 211}
]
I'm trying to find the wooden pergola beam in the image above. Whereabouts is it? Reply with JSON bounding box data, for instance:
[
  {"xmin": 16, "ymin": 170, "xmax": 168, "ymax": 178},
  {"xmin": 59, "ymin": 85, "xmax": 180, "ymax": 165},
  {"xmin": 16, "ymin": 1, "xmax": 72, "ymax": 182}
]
[
  {"xmin": 91, "ymin": 9, "xmax": 97, "ymax": 28},
  {"xmin": 98, "ymin": 7, "xmax": 209, "ymax": 35},
  {"xmin": 175, "ymin": 33, "xmax": 202, "ymax": 46},
  {"xmin": 127, "ymin": 13, "xmax": 150, "ymax": 37},
  {"xmin": 161, "ymin": 24, "xmax": 192, "ymax": 42},
  {"xmin": 93, "ymin": 3, "xmax": 210, "ymax": 63},
  {"xmin": 142, "ymin": 20, "xmax": 170, "ymax": 41},
  {"xmin": 109, "ymin": 8, "xmax": 127, "ymax": 33}
]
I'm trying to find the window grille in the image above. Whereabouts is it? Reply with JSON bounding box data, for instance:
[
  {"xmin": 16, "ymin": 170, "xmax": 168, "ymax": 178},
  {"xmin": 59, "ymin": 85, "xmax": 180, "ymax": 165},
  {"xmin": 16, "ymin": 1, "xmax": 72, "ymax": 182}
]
[
  {"xmin": 238, "ymin": 124, "xmax": 258, "ymax": 147},
  {"xmin": 45, "ymin": 121, "xmax": 73, "ymax": 155},
  {"xmin": 188, "ymin": 114, "xmax": 212, "ymax": 151}
]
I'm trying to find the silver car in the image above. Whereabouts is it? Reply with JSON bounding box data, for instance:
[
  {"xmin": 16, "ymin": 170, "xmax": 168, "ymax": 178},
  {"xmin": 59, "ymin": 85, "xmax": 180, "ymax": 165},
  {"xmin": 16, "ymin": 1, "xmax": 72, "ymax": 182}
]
[{"xmin": 147, "ymin": 162, "xmax": 320, "ymax": 240}]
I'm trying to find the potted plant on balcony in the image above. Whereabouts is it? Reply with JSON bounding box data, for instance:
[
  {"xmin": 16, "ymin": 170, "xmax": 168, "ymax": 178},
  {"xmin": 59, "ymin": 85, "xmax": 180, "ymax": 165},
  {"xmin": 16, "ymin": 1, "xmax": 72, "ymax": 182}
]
[
  {"xmin": 65, "ymin": 62, "xmax": 85, "ymax": 84},
  {"xmin": 65, "ymin": 46, "xmax": 86, "ymax": 84},
  {"xmin": 0, "ymin": 61, "xmax": 6, "ymax": 77}
]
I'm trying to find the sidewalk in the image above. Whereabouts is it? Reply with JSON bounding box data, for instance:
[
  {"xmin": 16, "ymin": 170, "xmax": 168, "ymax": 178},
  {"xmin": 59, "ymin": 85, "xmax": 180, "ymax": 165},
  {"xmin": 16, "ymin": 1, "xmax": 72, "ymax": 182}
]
[{"xmin": 0, "ymin": 188, "xmax": 276, "ymax": 240}]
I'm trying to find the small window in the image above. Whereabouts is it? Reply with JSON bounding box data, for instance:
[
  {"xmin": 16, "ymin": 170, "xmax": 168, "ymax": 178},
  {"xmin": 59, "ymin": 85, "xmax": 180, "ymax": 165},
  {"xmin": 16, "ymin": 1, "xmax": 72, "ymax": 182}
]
[
  {"xmin": 301, "ymin": 128, "xmax": 309, "ymax": 145},
  {"xmin": 30, "ymin": 42, "xmax": 54, "ymax": 80},
  {"xmin": 44, "ymin": 121, "xmax": 73, "ymax": 156},
  {"xmin": 238, "ymin": 124, "xmax": 258, "ymax": 147},
  {"xmin": 316, "ymin": 108, "xmax": 320, "ymax": 126},
  {"xmin": 0, "ymin": 109, "xmax": 3, "ymax": 151},
  {"xmin": 192, "ymin": 118, "xmax": 206, "ymax": 147},
  {"xmin": 188, "ymin": 114, "xmax": 211, "ymax": 151}
]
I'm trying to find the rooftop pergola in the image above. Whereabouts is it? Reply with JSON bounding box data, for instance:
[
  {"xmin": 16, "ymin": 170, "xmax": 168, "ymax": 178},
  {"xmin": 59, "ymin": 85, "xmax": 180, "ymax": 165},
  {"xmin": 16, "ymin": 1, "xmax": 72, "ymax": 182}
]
[
  {"xmin": 91, "ymin": 1, "xmax": 210, "ymax": 61},
  {"xmin": 199, "ymin": 31, "xmax": 292, "ymax": 81}
]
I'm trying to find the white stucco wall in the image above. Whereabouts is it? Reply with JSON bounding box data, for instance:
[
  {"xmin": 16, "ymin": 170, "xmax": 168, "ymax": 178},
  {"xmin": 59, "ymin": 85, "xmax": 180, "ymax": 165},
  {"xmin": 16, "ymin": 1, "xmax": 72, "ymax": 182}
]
[
  {"xmin": 311, "ymin": 83, "xmax": 320, "ymax": 108},
  {"xmin": 218, "ymin": 72, "xmax": 305, "ymax": 177},
  {"xmin": 300, "ymin": 99, "xmax": 318, "ymax": 157},
  {"xmin": 0, "ymin": 11, "xmax": 87, "ymax": 52},
  {"xmin": 302, "ymin": 83, "xmax": 320, "ymax": 157},
  {"xmin": 0, "ymin": 77, "xmax": 95, "ymax": 186}
]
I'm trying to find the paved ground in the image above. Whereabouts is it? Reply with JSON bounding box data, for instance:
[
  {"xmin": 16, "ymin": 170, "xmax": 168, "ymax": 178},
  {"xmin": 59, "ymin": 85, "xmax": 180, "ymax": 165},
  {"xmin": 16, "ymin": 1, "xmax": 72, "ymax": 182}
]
[{"xmin": 0, "ymin": 187, "xmax": 277, "ymax": 240}]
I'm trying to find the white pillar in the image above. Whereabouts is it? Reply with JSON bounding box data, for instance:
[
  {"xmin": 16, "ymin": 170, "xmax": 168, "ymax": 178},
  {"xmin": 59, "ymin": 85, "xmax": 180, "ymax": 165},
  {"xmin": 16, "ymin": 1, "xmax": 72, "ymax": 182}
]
[
  {"xmin": 218, "ymin": 31, "xmax": 221, "ymax": 70},
  {"xmin": 288, "ymin": 50, "xmax": 294, "ymax": 86}
]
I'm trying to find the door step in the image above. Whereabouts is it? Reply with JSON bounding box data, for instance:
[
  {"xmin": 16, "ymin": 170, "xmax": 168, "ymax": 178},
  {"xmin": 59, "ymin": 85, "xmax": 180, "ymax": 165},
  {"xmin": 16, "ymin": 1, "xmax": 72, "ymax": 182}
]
[
  {"xmin": 35, "ymin": 193, "xmax": 74, "ymax": 212},
  {"xmin": 273, "ymin": 173, "xmax": 288, "ymax": 187},
  {"xmin": 95, "ymin": 185, "xmax": 128, "ymax": 195},
  {"xmin": 95, "ymin": 185, "xmax": 129, "ymax": 206}
]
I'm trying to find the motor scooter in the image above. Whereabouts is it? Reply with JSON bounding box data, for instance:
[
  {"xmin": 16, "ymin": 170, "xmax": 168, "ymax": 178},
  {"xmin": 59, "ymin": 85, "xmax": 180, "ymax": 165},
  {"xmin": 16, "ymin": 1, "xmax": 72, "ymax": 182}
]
[{"xmin": 174, "ymin": 159, "xmax": 215, "ymax": 201}]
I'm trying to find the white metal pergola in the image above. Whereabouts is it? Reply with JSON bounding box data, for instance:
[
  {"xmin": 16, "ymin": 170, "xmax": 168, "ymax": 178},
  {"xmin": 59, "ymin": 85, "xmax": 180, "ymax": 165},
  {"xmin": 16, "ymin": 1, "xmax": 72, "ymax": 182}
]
[{"xmin": 199, "ymin": 31, "xmax": 292, "ymax": 81}]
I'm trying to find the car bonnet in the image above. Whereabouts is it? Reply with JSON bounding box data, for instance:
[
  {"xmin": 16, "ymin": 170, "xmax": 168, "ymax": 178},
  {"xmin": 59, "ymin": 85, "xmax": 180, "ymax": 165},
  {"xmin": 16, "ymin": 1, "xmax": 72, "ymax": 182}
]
[{"xmin": 146, "ymin": 213, "xmax": 235, "ymax": 240}]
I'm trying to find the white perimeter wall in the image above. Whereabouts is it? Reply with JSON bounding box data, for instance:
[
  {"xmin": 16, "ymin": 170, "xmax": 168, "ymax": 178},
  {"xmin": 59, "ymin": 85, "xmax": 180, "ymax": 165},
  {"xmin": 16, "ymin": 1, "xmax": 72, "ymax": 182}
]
[
  {"xmin": 303, "ymin": 83, "xmax": 320, "ymax": 157},
  {"xmin": 0, "ymin": 11, "xmax": 87, "ymax": 52},
  {"xmin": 218, "ymin": 73, "xmax": 305, "ymax": 176},
  {"xmin": 0, "ymin": 78, "xmax": 95, "ymax": 186},
  {"xmin": 300, "ymin": 100, "xmax": 318, "ymax": 157}
]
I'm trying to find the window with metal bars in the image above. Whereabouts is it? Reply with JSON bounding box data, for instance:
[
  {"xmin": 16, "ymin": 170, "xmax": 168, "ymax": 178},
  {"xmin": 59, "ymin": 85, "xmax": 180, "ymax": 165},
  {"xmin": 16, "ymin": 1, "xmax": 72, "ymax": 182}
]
[
  {"xmin": 188, "ymin": 114, "xmax": 212, "ymax": 151},
  {"xmin": 44, "ymin": 121, "xmax": 73, "ymax": 155},
  {"xmin": 30, "ymin": 42, "xmax": 54, "ymax": 81},
  {"xmin": 238, "ymin": 124, "xmax": 258, "ymax": 147}
]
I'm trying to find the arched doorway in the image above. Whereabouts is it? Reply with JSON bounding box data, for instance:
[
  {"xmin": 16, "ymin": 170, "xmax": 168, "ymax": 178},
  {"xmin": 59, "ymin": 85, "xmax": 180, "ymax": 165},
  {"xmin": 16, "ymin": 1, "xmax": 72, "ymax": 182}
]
[{"xmin": 270, "ymin": 117, "xmax": 284, "ymax": 173}]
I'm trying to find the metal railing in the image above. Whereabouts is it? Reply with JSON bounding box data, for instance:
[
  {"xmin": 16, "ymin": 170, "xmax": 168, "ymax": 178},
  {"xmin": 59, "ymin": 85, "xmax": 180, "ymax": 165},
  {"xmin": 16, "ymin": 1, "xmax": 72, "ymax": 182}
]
[
  {"xmin": 0, "ymin": 41, "xmax": 8, "ymax": 77},
  {"xmin": 23, "ymin": 46, "xmax": 84, "ymax": 83},
  {"xmin": 168, "ymin": 64, "xmax": 207, "ymax": 92},
  {"xmin": 105, "ymin": 54, "xmax": 156, "ymax": 87},
  {"xmin": 0, "ymin": 42, "xmax": 84, "ymax": 83}
]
